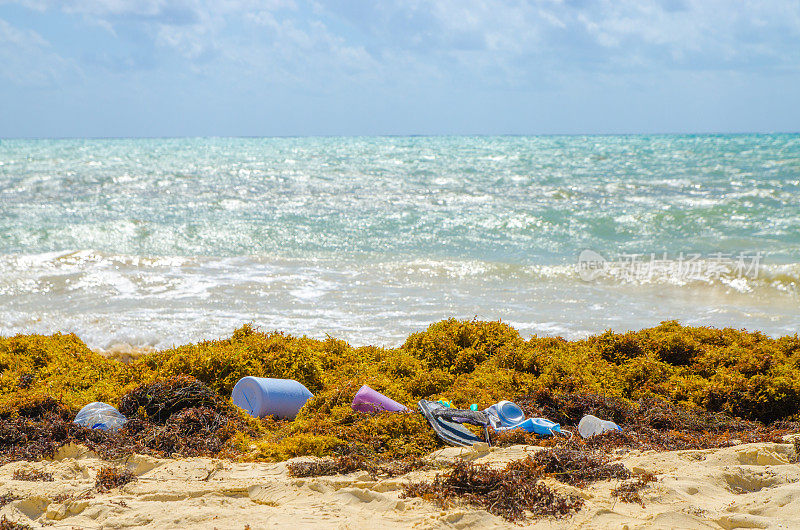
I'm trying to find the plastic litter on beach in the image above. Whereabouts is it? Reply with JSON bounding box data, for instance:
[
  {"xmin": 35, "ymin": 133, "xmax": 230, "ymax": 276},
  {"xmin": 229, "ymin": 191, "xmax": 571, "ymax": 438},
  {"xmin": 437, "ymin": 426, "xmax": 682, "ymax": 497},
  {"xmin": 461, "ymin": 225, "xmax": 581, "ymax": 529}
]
[
  {"xmin": 351, "ymin": 384, "xmax": 409, "ymax": 413},
  {"xmin": 73, "ymin": 402, "xmax": 127, "ymax": 431},
  {"xmin": 484, "ymin": 400, "xmax": 567, "ymax": 437},
  {"xmin": 578, "ymin": 414, "xmax": 623, "ymax": 438},
  {"xmin": 419, "ymin": 399, "xmax": 566, "ymax": 445},
  {"xmin": 231, "ymin": 376, "xmax": 313, "ymax": 420},
  {"xmin": 485, "ymin": 400, "xmax": 526, "ymax": 428},
  {"xmin": 497, "ymin": 417, "xmax": 564, "ymax": 437},
  {"xmin": 418, "ymin": 399, "xmax": 492, "ymax": 448}
]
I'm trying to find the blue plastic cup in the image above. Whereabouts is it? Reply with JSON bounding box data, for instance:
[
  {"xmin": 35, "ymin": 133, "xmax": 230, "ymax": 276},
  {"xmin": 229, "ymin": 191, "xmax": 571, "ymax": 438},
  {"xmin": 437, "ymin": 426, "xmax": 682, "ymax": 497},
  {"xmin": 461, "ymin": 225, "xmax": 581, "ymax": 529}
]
[{"xmin": 231, "ymin": 377, "xmax": 313, "ymax": 420}]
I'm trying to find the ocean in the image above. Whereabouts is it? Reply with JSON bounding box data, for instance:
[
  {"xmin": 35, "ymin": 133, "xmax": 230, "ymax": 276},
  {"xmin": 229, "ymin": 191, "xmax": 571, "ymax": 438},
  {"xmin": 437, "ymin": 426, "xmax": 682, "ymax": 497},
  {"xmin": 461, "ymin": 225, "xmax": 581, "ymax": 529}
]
[{"xmin": 1, "ymin": 135, "xmax": 799, "ymax": 350}]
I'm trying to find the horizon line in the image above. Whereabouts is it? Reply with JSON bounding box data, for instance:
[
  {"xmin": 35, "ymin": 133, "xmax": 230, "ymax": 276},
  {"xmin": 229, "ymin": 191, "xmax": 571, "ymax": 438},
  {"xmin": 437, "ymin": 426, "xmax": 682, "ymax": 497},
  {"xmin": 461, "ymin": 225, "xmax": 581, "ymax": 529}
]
[{"xmin": 2, "ymin": 131, "xmax": 799, "ymax": 141}]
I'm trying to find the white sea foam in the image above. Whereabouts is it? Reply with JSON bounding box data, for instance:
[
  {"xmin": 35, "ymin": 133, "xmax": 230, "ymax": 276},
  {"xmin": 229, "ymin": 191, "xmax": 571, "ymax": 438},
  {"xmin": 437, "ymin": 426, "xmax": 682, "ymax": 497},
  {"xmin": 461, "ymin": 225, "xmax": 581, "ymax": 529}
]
[{"xmin": 0, "ymin": 250, "xmax": 798, "ymax": 350}]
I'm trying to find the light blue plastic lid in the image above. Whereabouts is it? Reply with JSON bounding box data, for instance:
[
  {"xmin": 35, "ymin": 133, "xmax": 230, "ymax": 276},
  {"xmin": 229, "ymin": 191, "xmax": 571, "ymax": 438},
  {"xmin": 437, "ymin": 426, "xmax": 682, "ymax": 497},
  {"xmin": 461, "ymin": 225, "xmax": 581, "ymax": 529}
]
[{"xmin": 495, "ymin": 400, "xmax": 525, "ymax": 426}]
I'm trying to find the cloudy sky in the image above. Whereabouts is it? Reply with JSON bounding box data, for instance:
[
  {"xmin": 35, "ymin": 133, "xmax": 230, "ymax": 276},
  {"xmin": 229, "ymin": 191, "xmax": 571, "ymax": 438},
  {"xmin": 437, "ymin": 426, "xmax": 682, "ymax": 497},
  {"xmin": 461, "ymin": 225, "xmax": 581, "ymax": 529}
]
[{"xmin": 1, "ymin": 0, "xmax": 798, "ymax": 137}]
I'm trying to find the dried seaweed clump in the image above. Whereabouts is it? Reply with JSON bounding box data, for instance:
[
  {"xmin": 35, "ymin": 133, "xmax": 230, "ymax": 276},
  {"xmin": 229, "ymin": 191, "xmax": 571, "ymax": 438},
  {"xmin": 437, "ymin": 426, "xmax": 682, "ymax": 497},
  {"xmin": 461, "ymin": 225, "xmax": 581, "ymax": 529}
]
[
  {"xmin": 516, "ymin": 448, "xmax": 629, "ymax": 487},
  {"xmin": 118, "ymin": 375, "xmax": 230, "ymax": 422},
  {"xmin": 514, "ymin": 390, "xmax": 634, "ymax": 427},
  {"xmin": 403, "ymin": 459, "xmax": 583, "ymax": 522},
  {"xmin": 95, "ymin": 466, "xmax": 136, "ymax": 492},
  {"xmin": 12, "ymin": 469, "xmax": 53, "ymax": 482},
  {"xmin": 287, "ymin": 454, "xmax": 365, "ymax": 477},
  {"xmin": 0, "ymin": 516, "xmax": 31, "ymax": 530},
  {"xmin": 121, "ymin": 406, "xmax": 243, "ymax": 457},
  {"xmin": 0, "ymin": 494, "xmax": 18, "ymax": 508},
  {"xmin": 515, "ymin": 389, "xmax": 760, "ymax": 433},
  {"xmin": 288, "ymin": 454, "xmax": 429, "ymax": 479},
  {"xmin": 612, "ymin": 472, "xmax": 656, "ymax": 506},
  {"xmin": 111, "ymin": 376, "xmax": 252, "ymax": 457}
]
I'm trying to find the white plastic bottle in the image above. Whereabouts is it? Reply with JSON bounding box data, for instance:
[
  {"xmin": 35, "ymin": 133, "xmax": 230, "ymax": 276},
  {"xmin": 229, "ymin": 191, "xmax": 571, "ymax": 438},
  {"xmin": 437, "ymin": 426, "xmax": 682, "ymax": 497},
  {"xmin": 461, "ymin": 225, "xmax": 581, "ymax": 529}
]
[
  {"xmin": 74, "ymin": 402, "xmax": 128, "ymax": 431},
  {"xmin": 578, "ymin": 414, "xmax": 621, "ymax": 438}
]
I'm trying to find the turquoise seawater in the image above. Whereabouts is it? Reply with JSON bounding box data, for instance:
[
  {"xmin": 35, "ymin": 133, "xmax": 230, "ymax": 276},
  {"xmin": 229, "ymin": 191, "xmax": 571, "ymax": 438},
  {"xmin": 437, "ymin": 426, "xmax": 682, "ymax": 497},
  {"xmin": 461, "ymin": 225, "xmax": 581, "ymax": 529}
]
[{"xmin": 1, "ymin": 135, "xmax": 799, "ymax": 349}]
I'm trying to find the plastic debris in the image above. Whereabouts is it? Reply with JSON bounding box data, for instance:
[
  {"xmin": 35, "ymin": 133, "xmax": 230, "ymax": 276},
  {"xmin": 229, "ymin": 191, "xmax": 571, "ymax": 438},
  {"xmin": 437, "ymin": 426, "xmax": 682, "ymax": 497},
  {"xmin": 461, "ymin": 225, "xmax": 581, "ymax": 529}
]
[
  {"xmin": 578, "ymin": 414, "xmax": 622, "ymax": 438},
  {"xmin": 485, "ymin": 400, "xmax": 526, "ymax": 428},
  {"xmin": 74, "ymin": 402, "xmax": 127, "ymax": 431},
  {"xmin": 505, "ymin": 417, "xmax": 562, "ymax": 436},
  {"xmin": 231, "ymin": 377, "xmax": 313, "ymax": 420},
  {"xmin": 351, "ymin": 384, "xmax": 408, "ymax": 413}
]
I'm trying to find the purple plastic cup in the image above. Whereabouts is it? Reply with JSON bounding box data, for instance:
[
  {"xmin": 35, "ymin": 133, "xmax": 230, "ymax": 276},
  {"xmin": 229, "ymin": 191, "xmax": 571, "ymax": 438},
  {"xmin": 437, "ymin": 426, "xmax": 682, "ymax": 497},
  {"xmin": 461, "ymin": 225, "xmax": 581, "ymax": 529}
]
[{"xmin": 351, "ymin": 384, "xmax": 408, "ymax": 413}]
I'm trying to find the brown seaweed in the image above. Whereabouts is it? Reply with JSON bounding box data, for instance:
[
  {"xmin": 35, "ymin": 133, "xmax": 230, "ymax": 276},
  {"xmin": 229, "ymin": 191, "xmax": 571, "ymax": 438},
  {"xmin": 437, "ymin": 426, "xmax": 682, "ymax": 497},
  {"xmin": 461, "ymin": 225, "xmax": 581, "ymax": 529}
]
[
  {"xmin": 288, "ymin": 454, "xmax": 430, "ymax": 479},
  {"xmin": 402, "ymin": 458, "xmax": 583, "ymax": 522},
  {"xmin": 0, "ymin": 516, "xmax": 30, "ymax": 530},
  {"xmin": 612, "ymin": 472, "xmax": 657, "ymax": 506},
  {"xmin": 11, "ymin": 469, "xmax": 53, "ymax": 482},
  {"xmin": 95, "ymin": 466, "xmax": 136, "ymax": 492}
]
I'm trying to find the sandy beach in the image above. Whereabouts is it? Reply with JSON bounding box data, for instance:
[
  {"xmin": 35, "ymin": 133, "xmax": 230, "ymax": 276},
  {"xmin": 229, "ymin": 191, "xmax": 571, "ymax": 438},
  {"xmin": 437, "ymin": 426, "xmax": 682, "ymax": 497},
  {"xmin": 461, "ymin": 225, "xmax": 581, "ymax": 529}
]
[
  {"xmin": 2, "ymin": 437, "xmax": 799, "ymax": 529},
  {"xmin": 3, "ymin": 2, "xmax": 799, "ymax": 529}
]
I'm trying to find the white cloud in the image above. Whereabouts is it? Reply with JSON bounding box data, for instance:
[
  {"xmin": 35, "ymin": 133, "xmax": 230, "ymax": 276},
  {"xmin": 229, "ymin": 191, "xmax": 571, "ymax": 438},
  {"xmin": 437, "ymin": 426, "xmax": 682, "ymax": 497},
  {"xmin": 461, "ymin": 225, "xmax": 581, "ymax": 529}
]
[
  {"xmin": 322, "ymin": 0, "xmax": 800, "ymax": 73},
  {"xmin": 0, "ymin": 18, "xmax": 78, "ymax": 86},
  {"xmin": 1, "ymin": 0, "xmax": 798, "ymax": 93}
]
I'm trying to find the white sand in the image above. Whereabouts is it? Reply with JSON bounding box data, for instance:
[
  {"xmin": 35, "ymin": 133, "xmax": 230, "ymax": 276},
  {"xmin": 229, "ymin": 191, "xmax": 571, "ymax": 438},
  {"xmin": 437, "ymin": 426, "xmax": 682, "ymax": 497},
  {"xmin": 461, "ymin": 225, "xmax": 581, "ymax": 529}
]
[{"xmin": 1, "ymin": 438, "xmax": 799, "ymax": 529}]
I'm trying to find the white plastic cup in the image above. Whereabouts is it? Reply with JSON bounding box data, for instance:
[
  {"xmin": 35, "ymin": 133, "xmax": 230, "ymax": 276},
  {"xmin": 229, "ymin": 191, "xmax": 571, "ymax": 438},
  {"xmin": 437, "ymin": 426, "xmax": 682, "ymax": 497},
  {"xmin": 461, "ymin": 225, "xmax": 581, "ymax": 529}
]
[{"xmin": 578, "ymin": 414, "xmax": 622, "ymax": 438}]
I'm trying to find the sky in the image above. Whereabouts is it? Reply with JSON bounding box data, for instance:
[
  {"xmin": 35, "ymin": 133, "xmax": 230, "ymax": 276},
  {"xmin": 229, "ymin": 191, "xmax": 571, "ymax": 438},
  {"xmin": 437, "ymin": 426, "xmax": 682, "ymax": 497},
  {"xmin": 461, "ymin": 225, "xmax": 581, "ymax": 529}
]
[{"xmin": 0, "ymin": 0, "xmax": 799, "ymax": 137}]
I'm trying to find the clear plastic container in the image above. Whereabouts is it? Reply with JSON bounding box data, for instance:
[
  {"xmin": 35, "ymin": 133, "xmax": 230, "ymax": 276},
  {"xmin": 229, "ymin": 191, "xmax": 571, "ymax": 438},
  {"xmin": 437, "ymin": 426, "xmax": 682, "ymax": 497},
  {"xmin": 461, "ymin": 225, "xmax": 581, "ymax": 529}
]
[
  {"xmin": 74, "ymin": 402, "xmax": 128, "ymax": 431},
  {"xmin": 578, "ymin": 414, "xmax": 622, "ymax": 438}
]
